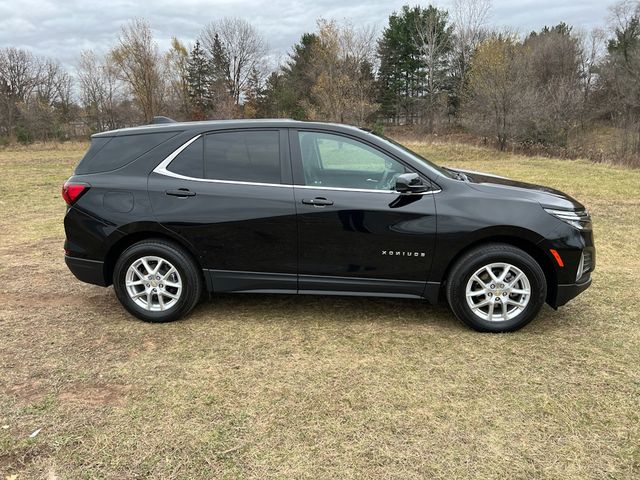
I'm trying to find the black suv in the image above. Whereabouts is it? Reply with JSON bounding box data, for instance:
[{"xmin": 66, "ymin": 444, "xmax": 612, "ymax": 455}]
[{"xmin": 63, "ymin": 119, "xmax": 594, "ymax": 332}]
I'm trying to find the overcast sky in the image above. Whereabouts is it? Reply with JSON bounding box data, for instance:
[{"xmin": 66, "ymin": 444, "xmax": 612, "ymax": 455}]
[{"xmin": 0, "ymin": 0, "xmax": 615, "ymax": 69}]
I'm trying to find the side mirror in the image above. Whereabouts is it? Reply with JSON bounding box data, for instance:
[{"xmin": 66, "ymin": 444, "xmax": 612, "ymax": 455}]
[{"xmin": 395, "ymin": 173, "xmax": 429, "ymax": 194}]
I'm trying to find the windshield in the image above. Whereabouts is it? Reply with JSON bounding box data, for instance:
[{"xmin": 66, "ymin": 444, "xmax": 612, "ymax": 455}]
[{"xmin": 363, "ymin": 130, "xmax": 456, "ymax": 179}]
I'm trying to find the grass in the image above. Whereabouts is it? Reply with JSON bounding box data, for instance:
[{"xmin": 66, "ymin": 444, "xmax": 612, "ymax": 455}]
[{"xmin": 1, "ymin": 139, "xmax": 639, "ymax": 479}]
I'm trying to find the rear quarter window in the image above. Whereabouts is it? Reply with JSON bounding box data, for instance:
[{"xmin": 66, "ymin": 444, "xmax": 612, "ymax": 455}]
[
  {"xmin": 167, "ymin": 137, "xmax": 204, "ymax": 178},
  {"xmin": 76, "ymin": 131, "xmax": 180, "ymax": 174}
]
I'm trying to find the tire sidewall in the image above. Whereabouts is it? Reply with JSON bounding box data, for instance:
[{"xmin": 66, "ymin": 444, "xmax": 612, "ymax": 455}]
[{"xmin": 448, "ymin": 248, "xmax": 546, "ymax": 332}]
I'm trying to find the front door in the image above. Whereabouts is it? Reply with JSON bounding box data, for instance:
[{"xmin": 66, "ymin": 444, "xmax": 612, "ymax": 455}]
[
  {"xmin": 148, "ymin": 128, "xmax": 298, "ymax": 293},
  {"xmin": 290, "ymin": 129, "xmax": 437, "ymax": 297}
]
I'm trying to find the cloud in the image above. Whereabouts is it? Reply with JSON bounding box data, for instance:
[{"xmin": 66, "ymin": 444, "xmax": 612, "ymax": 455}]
[{"xmin": 0, "ymin": 0, "xmax": 614, "ymax": 70}]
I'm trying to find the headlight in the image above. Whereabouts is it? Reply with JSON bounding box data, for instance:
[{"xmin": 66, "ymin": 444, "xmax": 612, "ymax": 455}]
[{"xmin": 544, "ymin": 208, "xmax": 592, "ymax": 231}]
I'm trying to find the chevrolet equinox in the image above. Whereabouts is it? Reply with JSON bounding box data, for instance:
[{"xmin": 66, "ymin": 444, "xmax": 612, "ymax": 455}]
[{"xmin": 63, "ymin": 119, "xmax": 595, "ymax": 332}]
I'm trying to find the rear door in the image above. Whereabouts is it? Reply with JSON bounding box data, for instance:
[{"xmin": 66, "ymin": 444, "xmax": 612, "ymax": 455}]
[
  {"xmin": 148, "ymin": 128, "xmax": 298, "ymax": 293},
  {"xmin": 290, "ymin": 129, "xmax": 437, "ymax": 297}
]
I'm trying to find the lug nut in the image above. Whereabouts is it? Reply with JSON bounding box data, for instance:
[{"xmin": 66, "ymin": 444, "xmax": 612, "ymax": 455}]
[
  {"xmin": 488, "ymin": 292, "xmax": 493, "ymax": 297},
  {"xmin": 159, "ymin": 284, "xmax": 164, "ymax": 288},
  {"xmin": 503, "ymin": 292, "xmax": 507, "ymax": 296},
  {"xmin": 490, "ymin": 284, "xmax": 495, "ymax": 289},
  {"xmin": 145, "ymin": 283, "xmax": 150, "ymax": 287},
  {"xmin": 156, "ymin": 276, "xmax": 161, "ymax": 280}
]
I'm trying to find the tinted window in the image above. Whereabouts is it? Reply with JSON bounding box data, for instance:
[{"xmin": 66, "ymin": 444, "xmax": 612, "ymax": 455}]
[
  {"xmin": 298, "ymin": 131, "xmax": 407, "ymax": 190},
  {"xmin": 167, "ymin": 137, "xmax": 203, "ymax": 178},
  {"xmin": 76, "ymin": 131, "xmax": 180, "ymax": 174},
  {"xmin": 77, "ymin": 137, "xmax": 110, "ymax": 167},
  {"xmin": 204, "ymin": 130, "xmax": 281, "ymax": 183}
]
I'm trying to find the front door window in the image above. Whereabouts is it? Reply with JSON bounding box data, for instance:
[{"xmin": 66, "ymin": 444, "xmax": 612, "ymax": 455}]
[{"xmin": 298, "ymin": 131, "xmax": 407, "ymax": 191}]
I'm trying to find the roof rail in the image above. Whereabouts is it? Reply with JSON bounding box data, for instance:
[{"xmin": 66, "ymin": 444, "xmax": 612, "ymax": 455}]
[{"xmin": 151, "ymin": 116, "xmax": 176, "ymax": 124}]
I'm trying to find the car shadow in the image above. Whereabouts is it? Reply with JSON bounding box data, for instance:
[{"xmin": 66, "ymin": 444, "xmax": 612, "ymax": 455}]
[
  {"xmin": 190, "ymin": 292, "xmax": 463, "ymax": 330},
  {"xmin": 97, "ymin": 286, "xmax": 572, "ymax": 333}
]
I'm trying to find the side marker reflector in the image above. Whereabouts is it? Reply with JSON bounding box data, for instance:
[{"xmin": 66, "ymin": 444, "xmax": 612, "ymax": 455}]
[{"xmin": 550, "ymin": 249, "xmax": 564, "ymax": 267}]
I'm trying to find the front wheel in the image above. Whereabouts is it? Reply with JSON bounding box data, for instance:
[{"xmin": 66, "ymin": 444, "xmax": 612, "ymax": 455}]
[
  {"xmin": 113, "ymin": 239, "xmax": 203, "ymax": 322},
  {"xmin": 445, "ymin": 243, "xmax": 547, "ymax": 332}
]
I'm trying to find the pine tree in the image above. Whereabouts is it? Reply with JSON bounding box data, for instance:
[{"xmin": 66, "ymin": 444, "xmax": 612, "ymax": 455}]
[
  {"xmin": 377, "ymin": 5, "xmax": 453, "ymax": 125},
  {"xmin": 209, "ymin": 34, "xmax": 231, "ymax": 99},
  {"xmin": 260, "ymin": 72, "xmax": 286, "ymax": 117},
  {"xmin": 186, "ymin": 41, "xmax": 212, "ymax": 119},
  {"xmin": 258, "ymin": 33, "xmax": 319, "ymax": 120},
  {"xmin": 280, "ymin": 33, "xmax": 319, "ymax": 119},
  {"xmin": 243, "ymin": 67, "xmax": 263, "ymax": 118}
]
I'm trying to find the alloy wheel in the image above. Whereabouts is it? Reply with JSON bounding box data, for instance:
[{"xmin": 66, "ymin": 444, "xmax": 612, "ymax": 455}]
[
  {"xmin": 465, "ymin": 262, "xmax": 531, "ymax": 322},
  {"xmin": 125, "ymin": 256, "xmax": 182, "ymax": 311}
]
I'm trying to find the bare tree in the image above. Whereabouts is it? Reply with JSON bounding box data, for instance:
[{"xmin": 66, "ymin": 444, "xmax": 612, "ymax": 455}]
[
  {"xmin": 164, "ymin": 37, "xmax": 191, "ymax": 119},
  {"xmin": 451, "ymin": 0, "xmax": 491, "ymax": 82},
  {"xmin": 110, "ymin": 18, "xmax": 164, "ymax": 123},
  {"xmin": 601, "ymin": 0, "xmax": 640, "ymax": 160},
  {"xmin": 201, "ymin": 18, "xmax": 267, "ymax": 105},
  {"xmin": 0, "ymin": 47, "xmax": 41, "ymax": 137},
  {"xmin": 522, "ymin": 24, "xmax": 583, "ymax": 146},
  {"xmin": 77, "ymin": 50, "xmax": 131, "ymax": 132},
  {"xmin": 34, "ymin": 59, "xmax": 74, "ymax": 137},
  {"xmin": 337, "ymin": 21, "xmax": 378, "ymax": 124},
  {"xmin": 78, "ymin": 51, "xmax": 108, "ymax": 131},
  {"xmin": 36, "ymin": 59, "xmax": 72, "ymax": 110},
  {"xmin": 577, "ymin": 28, "xmax": 606, "ymax": 127},
  {"xmin": 304, "ymin": 19, "xmax": 378, "ymax": 125},
  {"xmin": 78, "ymin": 51, "xmax": 103, "ymax": 130},
  {"xmin": 413, "ymin": 6, "xmax": 454, "ymax": 132},
  {"xmin": 451, "ymin": 0, "xmax": 491, "ymax": 121},
  {"xmin": 466, "ymin": 33, "xmax": 526, "ymax": 149}
]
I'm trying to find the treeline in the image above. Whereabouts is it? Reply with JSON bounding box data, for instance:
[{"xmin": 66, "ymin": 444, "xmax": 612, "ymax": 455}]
[{"xmin": 1, "ymin": 0, "xmax": 640, "ymax": 166}]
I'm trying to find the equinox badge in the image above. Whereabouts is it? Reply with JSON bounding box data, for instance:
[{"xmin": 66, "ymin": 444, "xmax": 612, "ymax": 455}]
[{"xmin": 382, "ymin": 250, "xmax": 426, "ymax": 257}]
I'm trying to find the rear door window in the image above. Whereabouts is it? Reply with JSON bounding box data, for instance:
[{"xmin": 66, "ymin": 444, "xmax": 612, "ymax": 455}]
[{"xmin": 204, "ymin": 130, "xmax": 281, "ymax": 184}]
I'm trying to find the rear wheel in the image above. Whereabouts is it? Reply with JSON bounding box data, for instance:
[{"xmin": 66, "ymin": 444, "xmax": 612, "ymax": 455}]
[
  {"xmin": 113, "ymin": 239, "xmax": 202, "ymax": 322},
  {"xmin": 445, "ymin": 243, "xmax": 546, "ymax": 332}
]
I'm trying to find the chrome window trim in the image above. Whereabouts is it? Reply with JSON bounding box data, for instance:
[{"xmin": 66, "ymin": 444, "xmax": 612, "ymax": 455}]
[
  {"xmin": 157, "ymin": 169, "xmax": 293, "ymax": 188},
  {"xmin": 152, "ymin": 133, "xmax": 292, "ymax": 188},
  {"xmin": 153, "ymin": 134, "xmax": 440, "ymax": 195},
  {"xmin": 153, "ymin": 133, "xmax": 201, "ymax": 176},
  {"xmin": 294, "ymin": 184, "xmax": 440, "ymax": 195}
]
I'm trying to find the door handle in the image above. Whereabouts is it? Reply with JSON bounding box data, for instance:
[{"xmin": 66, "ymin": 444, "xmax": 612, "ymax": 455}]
[
  {"xmin": 302, "ymin": 197, "xmax": 333, "ymax": 206},
  {"xmin": 165, "ymin": 188, "xmax": 196, "ymax": 197}
]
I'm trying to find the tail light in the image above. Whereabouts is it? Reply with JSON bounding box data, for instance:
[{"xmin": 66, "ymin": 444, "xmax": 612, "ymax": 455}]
[{"xmin": 62, "ymin": 182, "xmax": 90, "ymax": 206}]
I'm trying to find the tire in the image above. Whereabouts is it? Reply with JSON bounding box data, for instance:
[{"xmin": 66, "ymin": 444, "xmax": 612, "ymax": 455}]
[
  {"xmin": 113, "ymin": 239, "xmax": 203, "ymax": 322},
  {"xmin": 445, "ymin": 243, "xmax": 546, "ymax": 332}
]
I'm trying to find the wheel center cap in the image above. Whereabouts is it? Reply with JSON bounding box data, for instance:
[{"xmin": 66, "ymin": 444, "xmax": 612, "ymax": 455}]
[{"xmin": 150, "ymin": 279, "xmax": 158, "ymax": 288}]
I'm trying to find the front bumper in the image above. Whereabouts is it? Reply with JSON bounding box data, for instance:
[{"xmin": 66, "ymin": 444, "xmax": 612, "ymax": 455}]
[
  {"xmin": 65, "ymin": 255, "xmax": 107, "ymax": 287},
  {"xmin": 553, "ymin": 275, "xmax": 592, "ymax": 308}
]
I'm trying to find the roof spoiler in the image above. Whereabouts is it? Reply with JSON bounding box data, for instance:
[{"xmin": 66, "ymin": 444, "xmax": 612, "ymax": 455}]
[{"xmin": 151, "ymin": 116, "xmax": 176, "ymax": 124}]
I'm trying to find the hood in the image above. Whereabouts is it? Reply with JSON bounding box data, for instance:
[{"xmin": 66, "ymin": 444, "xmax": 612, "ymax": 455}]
[{"xmin": 448, "ymin": 167, "xmax": 585, "ymax": 211}]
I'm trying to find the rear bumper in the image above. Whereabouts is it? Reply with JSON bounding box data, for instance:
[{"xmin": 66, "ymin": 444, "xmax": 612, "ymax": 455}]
[
  {"xmin": 65, "ymin": 255, "xmax": 107, "ymax": 287},
  {"xmin": 553, "ymin": 275, "xmax": 592, "ymax": 308}
]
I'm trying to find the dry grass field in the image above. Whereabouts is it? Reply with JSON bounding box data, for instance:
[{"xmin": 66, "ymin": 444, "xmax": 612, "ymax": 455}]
[{"xmin": 1, "ymin": 140, "xmax": 639, "ymax": 479}]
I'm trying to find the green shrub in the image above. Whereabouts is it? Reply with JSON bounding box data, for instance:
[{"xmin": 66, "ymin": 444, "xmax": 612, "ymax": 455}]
[
  {"xmin": 371, "ymin": 119, "xmax": 385, "ymax": 136},
  {"xmin": 15, "ymin": 126, "xmax": 33, "ymax": 145}
]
